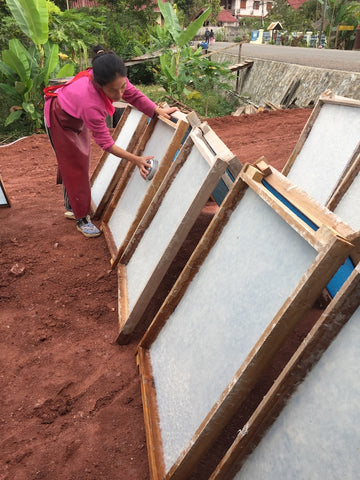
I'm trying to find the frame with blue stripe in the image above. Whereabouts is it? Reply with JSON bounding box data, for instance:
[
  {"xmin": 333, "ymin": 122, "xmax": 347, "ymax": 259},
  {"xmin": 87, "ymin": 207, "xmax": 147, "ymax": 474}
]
[
  {"xmin": 246, "ymin": 158, "xmax": 359, "ymax": 299},
  {"xmin": 185, "ymin": 118, "xmax": 242, "ymax": 206},
  {"xmin": 209, "ymin": 261, "xmax": 360, "ymax": 480},
  {"xmin": 136, "ymin": 159, "xmax": 355, "ymax": 480}
]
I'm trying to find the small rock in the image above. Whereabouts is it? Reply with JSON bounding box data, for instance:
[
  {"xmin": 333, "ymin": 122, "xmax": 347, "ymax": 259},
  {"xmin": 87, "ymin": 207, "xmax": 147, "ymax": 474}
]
[{"xmin": 10, "ymin": 263, "xmax": 26, "ymax": 277}]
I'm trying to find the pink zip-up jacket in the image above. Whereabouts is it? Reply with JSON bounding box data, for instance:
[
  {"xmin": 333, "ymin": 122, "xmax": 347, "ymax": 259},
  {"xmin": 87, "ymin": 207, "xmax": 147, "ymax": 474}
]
[{"xmin": 44, "ymin": 69, "xmax": 157, "ymax": 152}]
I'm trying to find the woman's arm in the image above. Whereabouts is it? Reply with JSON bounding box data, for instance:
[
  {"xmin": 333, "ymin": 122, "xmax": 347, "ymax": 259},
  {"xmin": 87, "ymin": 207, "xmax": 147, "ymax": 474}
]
[{"xmin": 122, "ymin": 79, "xmax": 179, "ymax": 119}]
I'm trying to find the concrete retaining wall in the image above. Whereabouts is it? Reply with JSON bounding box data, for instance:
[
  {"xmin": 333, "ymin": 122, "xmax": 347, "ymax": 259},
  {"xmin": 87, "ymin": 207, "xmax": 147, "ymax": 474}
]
[{"xmin": 210, "ymin": 51, "xmax": 360, "ymax": 107}]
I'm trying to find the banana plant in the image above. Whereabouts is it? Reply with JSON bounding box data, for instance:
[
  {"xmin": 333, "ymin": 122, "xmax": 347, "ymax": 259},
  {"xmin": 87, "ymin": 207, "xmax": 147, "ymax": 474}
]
[
  {"xmin": 0, "ymin": 0, "xmax": 74, "ymax": 128},
  {"xmin": 157, "ymin": 0, "xmax": 210, "ymax": 48},
  {"xmin": 152, "ymin": 0, "xmax": 233, "ymax": 113},
  {"xmin": 156, "ymin": 0, "xmax": 210, "ymax": 78}
]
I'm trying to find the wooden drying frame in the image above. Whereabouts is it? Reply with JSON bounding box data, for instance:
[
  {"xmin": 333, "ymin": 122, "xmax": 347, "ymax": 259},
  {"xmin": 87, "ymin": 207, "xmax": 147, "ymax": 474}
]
[
  {"xmin": 282, "ymin": 91, "xmax": 360, "ymax": 207},
  {"xmin": 210, "ymin": 260, "xmax": 360, "ymax": 480},
  {"xmin": 326, "ymin": 153, "xmax": 360, "ymax": 212},
  {"xmin": 101, "ymin": 111, "xmax": 192, "ymax": 268},
  {"xmin": 136, "ymin": 158, "xmax": 356, "ymax": 480},
  {"xmin": 90, "ymin": 105, "xmax": 149, "ymax": 220},
  {"xmin": 116, "ymin": 124, "xmax": 241, "ymax": 344},
  {"xmin": 187, "ymin": 113, "xmax": 242, "ymax": 205},
  {"xmin": 0, "ymin": 174, "xmax": 10, "ymax": 207},
  {"xmin": 254, "ymin": 158, "xmax": 360, "ymax": 267}
]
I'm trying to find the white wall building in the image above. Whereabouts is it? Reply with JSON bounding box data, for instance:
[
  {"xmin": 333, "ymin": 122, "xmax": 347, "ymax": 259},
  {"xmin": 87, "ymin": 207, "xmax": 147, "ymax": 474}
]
[{"xmin": 221, "ymin": 0, "xmax": 274, "ymax": 21}]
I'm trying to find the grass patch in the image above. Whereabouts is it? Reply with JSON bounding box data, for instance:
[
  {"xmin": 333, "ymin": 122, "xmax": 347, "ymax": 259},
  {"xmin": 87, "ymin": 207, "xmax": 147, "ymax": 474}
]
[{"xmin": 134, "ymin": 84, "xmax": 168, "ymax": 104}]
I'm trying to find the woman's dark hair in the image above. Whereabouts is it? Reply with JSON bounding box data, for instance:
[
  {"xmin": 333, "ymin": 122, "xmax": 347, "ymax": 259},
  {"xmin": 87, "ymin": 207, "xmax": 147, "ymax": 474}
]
[{"xmin": 91, "ymin": 45, "xmax": 127, "ymax": 86}]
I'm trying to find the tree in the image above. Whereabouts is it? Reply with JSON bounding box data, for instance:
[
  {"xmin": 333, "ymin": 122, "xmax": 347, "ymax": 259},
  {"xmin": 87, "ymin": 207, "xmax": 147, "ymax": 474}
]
[
  {"xmin": 266, "ymin": 0, "xmax": 305, "ymax": 33},
  {"xmin": 299, "ymin": 0, "xmax": 323, "ymax": 26},
  {"xmin": 93, "ymin": 0, "xmax": 157, "ymax": 60},
  {"xmin": 48, "ymin": 7, "xmax": 107, "ymax": 69},
  {"xmin": 0, "ymin": 0, "xmax": 74, "ymax": 128},
  {"xmin": 324, "ymin": 0, "xmax": 360, "ymax": 48},
  {"xmin": 155, "ymin": 0, "xmax": 211, "ymax": 83},
  {"xmin": 176, "ymin": 0, "xmax": 221, "ymax": 26},
  {"xmin": 97, "ymin": 0, "xmax": 156, "ymax": 27},
  {"xmin": 151, "ymin": 0, "xmax": 237, "ymax": 116}
]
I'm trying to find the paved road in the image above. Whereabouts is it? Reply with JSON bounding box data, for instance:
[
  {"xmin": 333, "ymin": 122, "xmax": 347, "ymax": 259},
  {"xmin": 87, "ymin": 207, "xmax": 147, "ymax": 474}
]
[{"xmin": 209, "ymin": 42, "xmax": 360, "ymax": 73}]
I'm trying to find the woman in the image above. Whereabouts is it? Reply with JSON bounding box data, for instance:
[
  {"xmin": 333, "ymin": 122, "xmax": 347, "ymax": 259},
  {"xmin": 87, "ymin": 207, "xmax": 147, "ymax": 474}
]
[
  {"xmin": 209, "ymin": 29, "xmax": 215, "ymax": 44},
  {"xmin": 44, "ymin": 46, "xmax": 178, "ymax": 238}
]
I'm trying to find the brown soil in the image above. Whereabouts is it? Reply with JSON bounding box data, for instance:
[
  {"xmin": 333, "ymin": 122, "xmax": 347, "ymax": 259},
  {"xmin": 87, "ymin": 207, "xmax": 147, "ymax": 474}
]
[{"xmin": 0, "ymin": 108, "xmax": 313, "ymax": 480}]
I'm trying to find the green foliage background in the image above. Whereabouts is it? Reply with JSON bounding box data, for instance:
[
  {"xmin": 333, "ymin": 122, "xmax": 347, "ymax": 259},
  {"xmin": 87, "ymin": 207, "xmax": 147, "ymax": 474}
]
[
  {"xmin": 0, "ymin": 0, "xmax": 239, "ymax": 142},
  {"xmin": 1, "ymin": 0, "xmax": 359, "ymax": 143}
]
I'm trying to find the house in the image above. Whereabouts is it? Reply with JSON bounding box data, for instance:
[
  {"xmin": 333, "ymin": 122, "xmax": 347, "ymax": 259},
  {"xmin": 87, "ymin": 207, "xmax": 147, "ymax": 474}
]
[
  {"xmin": 221, "ymin": 0, "xmax": 274, "ymax": 20},
  {"xmin": 220, "ymin": 0, "xmax": 309, "ymax": 20},
  {"xmin": 217, "ymin": 9, "xmax": 239, "ymax": 27},
  {"xmin": 195, "ymin": 6, "xmax": 240, "ymax": 40}
]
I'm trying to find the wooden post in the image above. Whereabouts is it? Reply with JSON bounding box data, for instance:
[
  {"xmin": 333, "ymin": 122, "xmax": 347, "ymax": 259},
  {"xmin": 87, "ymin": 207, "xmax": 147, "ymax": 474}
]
[{"xmin": 235, "ymin": 43, "xmax": 242, "ymax": 92}]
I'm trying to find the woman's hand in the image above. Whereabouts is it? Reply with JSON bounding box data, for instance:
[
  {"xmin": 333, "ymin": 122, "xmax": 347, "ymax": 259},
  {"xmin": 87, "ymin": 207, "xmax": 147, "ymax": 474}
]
[
  {"xmin": 110, "ymin": 144, "xmax": 156, "ymax": 179},
  {"xmin": 154, "ymin": 106, "xmax": 179, "ymax": 119},
  {"xmin": 135, "ymin": 155, "xmax": 154, "ymax": 180}
]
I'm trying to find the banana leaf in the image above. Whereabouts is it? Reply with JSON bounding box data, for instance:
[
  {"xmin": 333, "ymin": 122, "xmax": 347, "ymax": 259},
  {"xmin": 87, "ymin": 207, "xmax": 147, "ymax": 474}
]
[
  {"xmin": 157, "ymin": 0, "xmax": 182, "ymax": 42},
  {"xmin": 57, "ymin": 63, "xmax": 75, "ymax": 79},
  {"xmin": 5, "ymin": 109, "xmax": 24, "ymax": 127},
  {"xmin": 0, "ymin": 60, "xmax": 18, "ymax": 80},
  {"xmin": 177, "ymin": 8, "xmax": 211, "ymax": 47},
  {"xmin": 8, "ymin": 39, "xmax": 31, "ymax": 80},
  {"xmin": 2, "ymin": 49, "xmax": 29, "ymax": 84},
  {"xmin": 43, "ymin": 42, "xmax": 59, "ymax": 85},
  {"xmin": 0, "ymin": 82, "xmax": 22, "ymax": 101},
  {"xmin": 157, "ymin": 1, "xmax": 211, "ymax": 48},
  {"xmin": 6, "ymin": 0, "xmax": 48, "ymax": 46}
]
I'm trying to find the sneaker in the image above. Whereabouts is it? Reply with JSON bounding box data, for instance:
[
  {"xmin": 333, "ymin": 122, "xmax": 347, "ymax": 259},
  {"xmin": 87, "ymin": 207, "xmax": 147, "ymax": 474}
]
[
  {"xmin": 64, "ymin": 210, "xmax": 76, "ymax": 220},
  {"xmin": 76, "ymin": 216, "xmax": 102, "ymax": 238}
]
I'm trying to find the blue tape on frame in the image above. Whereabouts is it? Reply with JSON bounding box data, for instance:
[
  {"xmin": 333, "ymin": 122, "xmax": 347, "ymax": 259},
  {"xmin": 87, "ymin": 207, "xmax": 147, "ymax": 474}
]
[
  {"xmin": 262, "ymin": 179, "xmax": 319, "ymax": 231},
  {"xmin": 260, "ymin": 178, "xmax": 355, "ymax": 298},
  {"xmin": 212, "ymin": 169, "xmax": 237, "ymax": 206},
  {"xmin": 212, "ymin": 178, "xmax": 228, "ymax": 206},
  {"xmin": 327, "ymin": 257, "xmax": 355, "ymax": 298}
]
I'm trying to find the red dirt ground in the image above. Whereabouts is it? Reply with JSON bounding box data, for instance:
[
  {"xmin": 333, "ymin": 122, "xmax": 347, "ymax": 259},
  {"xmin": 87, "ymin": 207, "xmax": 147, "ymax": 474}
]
[{"xmin": 0, "ymin": 108, "xmax": 313, "ymax": 480}]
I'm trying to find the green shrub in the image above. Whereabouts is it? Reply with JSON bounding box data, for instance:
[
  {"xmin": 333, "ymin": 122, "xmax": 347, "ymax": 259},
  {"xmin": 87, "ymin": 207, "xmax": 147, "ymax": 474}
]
[
  {"xmin": 127, "ymin": 62, "xmax": 156, "ymax": 86},
  {"xmin": 214, "ymin": 28, "xmax": 225, "ymax": 42}
]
